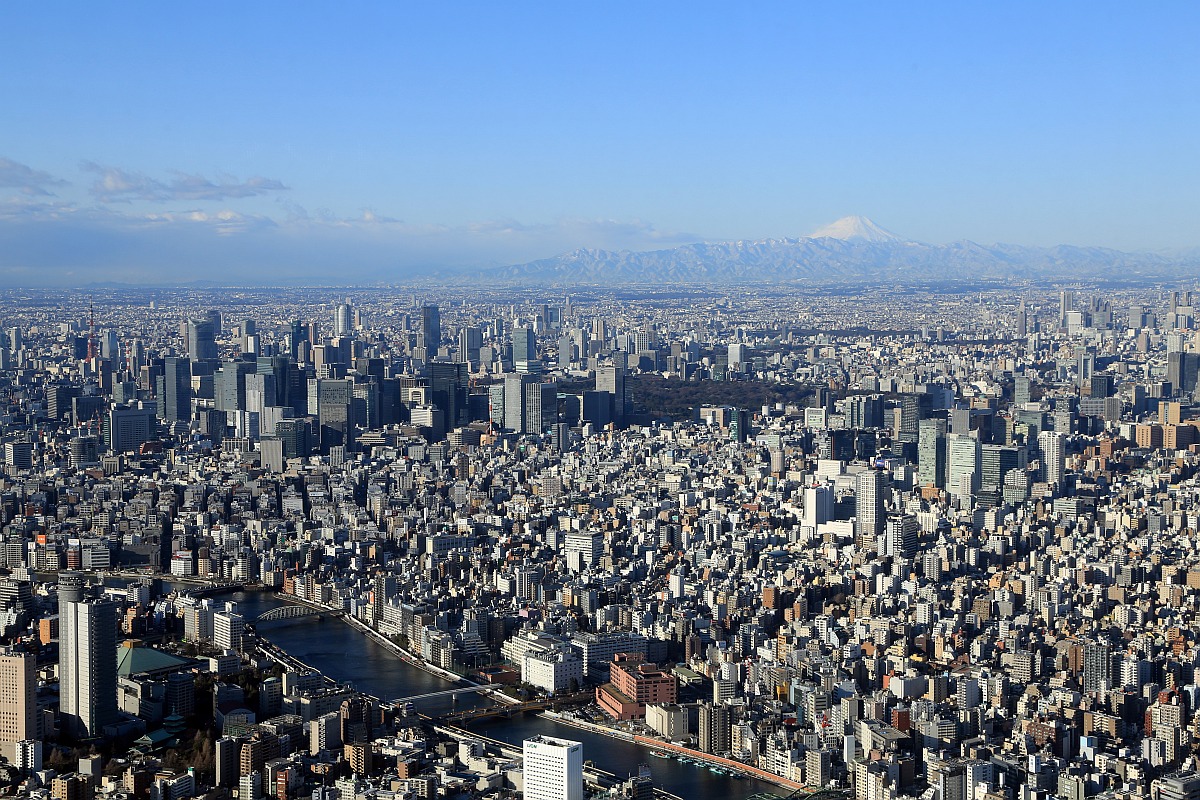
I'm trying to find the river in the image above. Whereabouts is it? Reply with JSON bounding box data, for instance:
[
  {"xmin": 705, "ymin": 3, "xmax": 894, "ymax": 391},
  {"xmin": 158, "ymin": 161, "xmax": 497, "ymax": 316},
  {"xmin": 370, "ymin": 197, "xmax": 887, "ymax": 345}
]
[{"xmin": 226, "ymin": 590, "xmax": 784, "ymax": 799}]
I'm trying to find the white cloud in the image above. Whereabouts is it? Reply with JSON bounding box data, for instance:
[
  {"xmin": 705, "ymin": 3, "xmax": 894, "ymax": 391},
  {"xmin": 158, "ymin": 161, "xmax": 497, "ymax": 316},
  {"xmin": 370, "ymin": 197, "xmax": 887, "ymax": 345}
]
[
  {"xmin": 0, "ymin": 157, "xmax": 67, "ymax": 196},
  {"xmin": 0, "ymin": 199, "xmax": 703, "ymax": 286},
  {"xmin": 81, "ymin": 162, "xmax": 289, "ymax": 203}
]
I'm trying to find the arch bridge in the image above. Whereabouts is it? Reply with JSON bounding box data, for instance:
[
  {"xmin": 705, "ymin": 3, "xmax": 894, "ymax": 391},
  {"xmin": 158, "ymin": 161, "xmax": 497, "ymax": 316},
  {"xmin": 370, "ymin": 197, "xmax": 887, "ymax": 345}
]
[{"xmin": 254, "ymin": 604, "xmax": 343, "ymax": 624}]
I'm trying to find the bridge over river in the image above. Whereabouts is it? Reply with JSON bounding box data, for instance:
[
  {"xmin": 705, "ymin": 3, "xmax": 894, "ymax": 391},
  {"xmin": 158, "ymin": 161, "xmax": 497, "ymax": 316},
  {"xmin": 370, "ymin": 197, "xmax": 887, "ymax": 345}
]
[{"xmin": 250, "ymin": 603, "xmax": 345, "ymax": 624}]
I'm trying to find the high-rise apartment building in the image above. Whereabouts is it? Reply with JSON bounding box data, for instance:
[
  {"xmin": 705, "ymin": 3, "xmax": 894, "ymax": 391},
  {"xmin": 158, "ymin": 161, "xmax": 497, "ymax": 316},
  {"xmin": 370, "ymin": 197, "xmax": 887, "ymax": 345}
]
[
  {"xmin": 1038, "ymin": 431, "xmax": 1065, "ymax": 485},
  {"xmin": 214, "ymin": 607, "xmax": 246, "ymax": 653},
  {"xmin": 698, "ymin": 702, "xmax": 732, "ymax": 754},
  {"xmin": 884, "ymin": 514, "xmax": 918, "ymax": 559},
  {"xmin": 60, "ymin": 599, "xmax": 119, "ymax": 739},
  {"xmin": 1083, "ymin": 642, "xmax": 1113, "ymax": 694},
  {"xmin": 854, "ymin": 469, "xmax": 887, "ymax": 549}
]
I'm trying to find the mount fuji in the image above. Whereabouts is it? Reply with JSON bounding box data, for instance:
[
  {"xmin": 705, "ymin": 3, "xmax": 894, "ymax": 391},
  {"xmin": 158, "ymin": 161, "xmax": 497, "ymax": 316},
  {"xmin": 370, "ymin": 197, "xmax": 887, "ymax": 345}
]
[{"xmin": 808, "ymin": 215, "xmax": 909, "ymax": 244}]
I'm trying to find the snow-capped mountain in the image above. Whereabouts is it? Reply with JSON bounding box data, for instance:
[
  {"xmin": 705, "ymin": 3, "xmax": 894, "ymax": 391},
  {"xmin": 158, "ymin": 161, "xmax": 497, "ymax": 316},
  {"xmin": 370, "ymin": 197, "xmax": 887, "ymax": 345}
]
[
  {"xmin": 485, "ymin": 219, "xmax": 1199, "ymax": 284},
  {"xmin": 809, "ymin": 216, "xmax": 909, "ymax": 243}
]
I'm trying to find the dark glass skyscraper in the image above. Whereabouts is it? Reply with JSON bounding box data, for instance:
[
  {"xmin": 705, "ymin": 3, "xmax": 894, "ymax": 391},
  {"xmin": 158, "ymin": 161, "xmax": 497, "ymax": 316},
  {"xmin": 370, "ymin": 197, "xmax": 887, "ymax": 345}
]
[
  {"xmin": 186, "ymin": 317, "xmax": 218, "ymax": 361},
  {"xmin": 428, "ymin": 361, "xmax": 468, "ymax": 437},
  {"xmin": 422, "ymin": 304, "xmax": 441, "ymax": 349},
  {"xmin": 595, "ymin": 365, "xmax": 626, "ymax": 426},
  {"xmin": 214, "ymin": 360, "xmax": 254, "ymax": 413},
  {"xmin": 513, "ymin": 325, "xmax": 539, "ymax": 373},
  {"xmin": 159, "ymin": 357, "xmax": 192, "ymax": 424},
  {"xmin": 316, "ymin": 378, "xmax": 354, "ymax": 453},
  {"xmin": 289, "ymin": 320, "xmax": 308, "ymax": 361}
]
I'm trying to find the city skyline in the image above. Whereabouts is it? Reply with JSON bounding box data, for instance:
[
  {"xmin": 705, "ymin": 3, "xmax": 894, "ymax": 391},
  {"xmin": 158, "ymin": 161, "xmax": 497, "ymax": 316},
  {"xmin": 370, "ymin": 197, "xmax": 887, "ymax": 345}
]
[
  {"xmin": 0, "ymin": 282, "xmax": 1198, "ymax": 796},
  {"xmin": 3, "ymin": 3, "xmax": 1200, "ymax": 285}
]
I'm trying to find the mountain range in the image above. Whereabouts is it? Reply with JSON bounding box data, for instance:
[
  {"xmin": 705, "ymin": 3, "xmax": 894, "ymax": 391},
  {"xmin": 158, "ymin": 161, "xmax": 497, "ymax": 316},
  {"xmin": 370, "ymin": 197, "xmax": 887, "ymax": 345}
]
[{"xmin": 487, "ymin": 216, "xmax": 1199, "ymax": 284}]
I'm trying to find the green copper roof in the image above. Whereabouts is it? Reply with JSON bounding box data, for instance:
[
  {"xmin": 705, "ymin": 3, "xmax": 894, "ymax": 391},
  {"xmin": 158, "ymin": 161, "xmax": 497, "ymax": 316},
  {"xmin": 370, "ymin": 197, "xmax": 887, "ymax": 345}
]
[{"xmin": 116, "ymin": 642, "xmax": 192, "ymax": 677}]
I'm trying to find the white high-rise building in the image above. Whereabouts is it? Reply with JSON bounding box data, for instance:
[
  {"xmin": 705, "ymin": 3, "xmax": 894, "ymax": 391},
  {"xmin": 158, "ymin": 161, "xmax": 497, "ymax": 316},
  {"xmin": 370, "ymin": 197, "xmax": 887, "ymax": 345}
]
[
  {"xmin": 60, "ymin": 600, "xmax": 118, "ymax": 739},
  {"xmin": 854, "ymin": 469, "xmax": 887, "ymax": 548},
  {"xmin": 334, "ymin": 301, "xmax": 354, "ymax": 337},
  {"xmin": 803, "ymin": 483, "xmax": 834, "ymax": 530},
  {"xmin": 1038, "ymin": 431, "xmax": 1065, "ymax": 485},
  {"xmin": 884, "ymin": 514, "xmax": 918, "ymax": 559},
  {"xmin": 947, "ymin": 433, "xmax": 981, "ymax": 499},
  {"xmin": 214, "ymin": 607, "xmax": 246, "ymax": 652},
  {"xmin": 14, "ymin": 739, "xmax": 42, "ymax": 772},
  {"xmin": 523, "ymin": 736, "xmax": 583, "ymax": 800},
  {"xmin": 564, "ymin": 532, "xmax": 603, "ymax": 573}
]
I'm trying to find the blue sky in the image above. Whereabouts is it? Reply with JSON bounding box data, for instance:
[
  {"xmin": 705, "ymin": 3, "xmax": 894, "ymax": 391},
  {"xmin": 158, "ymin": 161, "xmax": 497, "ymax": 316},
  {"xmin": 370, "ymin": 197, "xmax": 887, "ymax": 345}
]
[{"xmin": 1, "ymin": 2, "xmax": 1198, "ymax": 284}]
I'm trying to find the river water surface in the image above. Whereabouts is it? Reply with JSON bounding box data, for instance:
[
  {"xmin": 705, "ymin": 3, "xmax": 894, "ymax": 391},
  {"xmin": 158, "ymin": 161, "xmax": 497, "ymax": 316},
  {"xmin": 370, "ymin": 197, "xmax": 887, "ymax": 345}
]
[{"xmin": 227, "ymin": 590, "xmax": 783, "ymax": 799}]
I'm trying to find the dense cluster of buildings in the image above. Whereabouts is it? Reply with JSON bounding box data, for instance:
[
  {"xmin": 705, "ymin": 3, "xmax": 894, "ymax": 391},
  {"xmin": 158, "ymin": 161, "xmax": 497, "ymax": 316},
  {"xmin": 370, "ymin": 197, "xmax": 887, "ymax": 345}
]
[{"xmin": 0, "ymin": 284, "xmax": 1199, "ymax": 800}]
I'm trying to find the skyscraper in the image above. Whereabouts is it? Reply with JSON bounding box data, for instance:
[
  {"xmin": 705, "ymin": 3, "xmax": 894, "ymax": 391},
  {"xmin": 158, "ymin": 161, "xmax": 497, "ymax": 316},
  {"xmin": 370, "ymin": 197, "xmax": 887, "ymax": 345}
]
[
  {"xmin": 60, "ymin": 598, "xmax": 119, "ymax": 739},
  {"xmin": 848, "ymin": 395, "xmax": 884, "ymax": 430},
  {"xmin": 1083, "ymin": 642, "xmax": 1113, "ymax": 694},
  {"xmin": 1038, "ymin": 431, "xmax": 1065, "ymax": 485},
  {"xmin": 854, "ymin": 469, "xmax": 887, "ymax": 549},
  {"xmin": 241, "ymin": 318, "xmax": 257, "ymax": 354},
  {"xmin": 513, "ymin": 326, "xmax": 540, "ymax": 374},
  {"xmin": 503, "ymin": 375, "xmax": 557, "ymax": 435},
  {"xmin": 1167, "ymin": 351, "xmax": 1200, "ymax": 398},
  {"xmin": 334, "ymin": 301, "xmax": 354, "ymax": 337},
  {"xmin": 917, "ymin": 418, "xmax": 947, "ymax": 488},
  {"xmin": 1014, "ymin": 376, "xmax": 1032, "ymax": 407},
  {"xmin": 186, "ymin": 317, "xmax": 218, "ymax": 361},
  {"xmin": 159, "ymin": 357, "xmax": 193, "ymax": 424},
  {"xmin": 245, "ymin": 372, "xmax": 277, "ymax": 418},
  {"xmin": 315, "ymin": 379, "xmax": 354, "ymax": 453},
  {"xmin": 0, "ymin": 648, "xmax": 35, "ymax": 761},
  {"xmin": 1059, "ymin": 290, "xmax": 1074, "ymax": 329},
  {"xmin": 428, "ymin": 361, "xmax": 468, "ymax": 437},
  {"xmin": 288, "ymin": 320, "xmax": 308, "ymax": 362},
  {"xmin": 595, "ymin": 365, "xmax": 627, "ymax": 426},
  {"xmin": 523, "ymin": 736, "xmax": 583, "ymax": 800},
  {"xmin": 979, "ymin": 444, "xmax": 1026, "ymax": 508},
  {"xmin": 458, "ymin": 326, "xmax": 483, "ymax": 365},
  {"xmin": 947, "ymin": 433, "xmax": 981, "ymax": 500},
  {"xmin": 214, "ymin": 360, "xmax": 254, "ymax": 414},
  {"xmin": 897, "ymin": 393, "xmax": 931, "ymax": 445},
  {"xmin": 422, "ymin": 305, "xmax": 441, "ymax": 350}
]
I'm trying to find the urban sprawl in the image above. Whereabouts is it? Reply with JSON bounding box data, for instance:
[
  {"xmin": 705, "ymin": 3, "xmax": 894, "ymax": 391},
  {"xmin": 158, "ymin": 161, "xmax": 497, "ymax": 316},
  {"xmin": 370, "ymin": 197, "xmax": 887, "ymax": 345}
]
[{"xmin": 2, "ymin": 284, "xmax": 1200, "ymax": 800}]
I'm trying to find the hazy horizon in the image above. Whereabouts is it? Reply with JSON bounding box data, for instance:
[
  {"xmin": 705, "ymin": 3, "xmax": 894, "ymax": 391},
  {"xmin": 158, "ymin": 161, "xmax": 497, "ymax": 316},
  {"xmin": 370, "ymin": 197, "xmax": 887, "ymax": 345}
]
[{"xmin": 3, "ymin": 3, "xmax": 1199, "ymax": 285}]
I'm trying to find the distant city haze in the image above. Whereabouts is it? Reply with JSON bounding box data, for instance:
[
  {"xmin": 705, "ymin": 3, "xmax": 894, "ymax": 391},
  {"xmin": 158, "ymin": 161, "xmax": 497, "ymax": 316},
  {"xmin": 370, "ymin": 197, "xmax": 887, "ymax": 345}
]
[{"xmin": 1, "ymin": 4, "xmax": 1198, "ymax": 284}]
